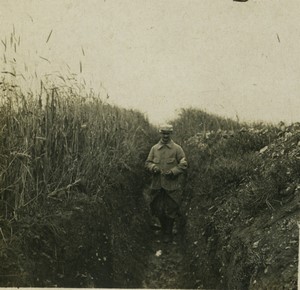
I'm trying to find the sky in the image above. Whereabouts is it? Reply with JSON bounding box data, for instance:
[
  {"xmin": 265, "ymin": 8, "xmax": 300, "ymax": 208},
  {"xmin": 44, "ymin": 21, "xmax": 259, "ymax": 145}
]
[{"xmin": 1, "ymin": 0, "xmax": 300, "ymax": 125}]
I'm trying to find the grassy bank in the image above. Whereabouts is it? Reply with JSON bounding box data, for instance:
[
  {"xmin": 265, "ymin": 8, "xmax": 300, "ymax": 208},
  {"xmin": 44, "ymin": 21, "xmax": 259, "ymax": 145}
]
[
  {"xmin": 172, "ymin": 109, "xmax": 299, "ymax": 289},
  {"xmin": 0, "ymin": 80, "xmax": 157, "ymax": 287}
]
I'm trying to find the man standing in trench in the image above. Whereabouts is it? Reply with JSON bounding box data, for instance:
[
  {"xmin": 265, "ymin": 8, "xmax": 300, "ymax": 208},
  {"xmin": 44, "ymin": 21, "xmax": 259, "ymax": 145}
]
[{"xmin": 145, "ymin": 124, "xmax": 188, "ymax": 243}]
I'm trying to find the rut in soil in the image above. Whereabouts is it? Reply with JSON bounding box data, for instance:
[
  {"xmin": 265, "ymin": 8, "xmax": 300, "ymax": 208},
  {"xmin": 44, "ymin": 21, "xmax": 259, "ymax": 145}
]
[{"xmin": 141, "ymin": 220, "xmax": 190, "ymax": 289}]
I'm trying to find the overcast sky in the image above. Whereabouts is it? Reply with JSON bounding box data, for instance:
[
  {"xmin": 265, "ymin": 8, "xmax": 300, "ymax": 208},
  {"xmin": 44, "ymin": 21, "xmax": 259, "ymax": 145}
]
[{"xmin": 1, "ymin": 0, "xmax": 300, "ymax": 125}]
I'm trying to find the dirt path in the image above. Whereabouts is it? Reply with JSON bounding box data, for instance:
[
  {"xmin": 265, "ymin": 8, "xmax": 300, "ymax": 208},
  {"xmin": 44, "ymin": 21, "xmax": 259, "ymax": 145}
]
[{"xmin": 141, "ymin": 225, "xmax": 188, "ymax": 289}]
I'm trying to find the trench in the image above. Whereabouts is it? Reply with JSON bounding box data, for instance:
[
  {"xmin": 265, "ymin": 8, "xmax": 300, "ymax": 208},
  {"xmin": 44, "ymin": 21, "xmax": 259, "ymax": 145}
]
[
  {"xmin": 2, "ymin": 169, "xmax": 298, "ymax": 289},
  {"xmin": 141, "ymin": 215, "xmax": 188, "ymax": 288},
  {"xmin": 140, "ymin": 188, "xmax": 215, "ymax": 290}
]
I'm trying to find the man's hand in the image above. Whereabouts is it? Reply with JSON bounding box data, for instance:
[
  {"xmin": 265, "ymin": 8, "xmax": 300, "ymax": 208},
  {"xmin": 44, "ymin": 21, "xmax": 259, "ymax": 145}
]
[
  {"xmin": 153, "ymin": 166, "xmax": 161, "ymax": 174},
  {"xmin": 163, "ymin": 170, "xmax": 174, "ymax": 178}
]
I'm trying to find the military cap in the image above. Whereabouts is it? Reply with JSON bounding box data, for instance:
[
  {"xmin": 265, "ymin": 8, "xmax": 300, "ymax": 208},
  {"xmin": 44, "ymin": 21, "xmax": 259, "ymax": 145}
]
[{"xmin": 159, "ymin": 124, "xmax": 173, "ymax": 133}]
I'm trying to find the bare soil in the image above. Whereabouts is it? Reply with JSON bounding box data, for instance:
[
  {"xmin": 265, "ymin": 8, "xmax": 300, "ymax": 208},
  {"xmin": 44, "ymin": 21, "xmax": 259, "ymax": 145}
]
[{"xmin": 141, "ymin": 223, "xmax": 192, "ymax": 289}]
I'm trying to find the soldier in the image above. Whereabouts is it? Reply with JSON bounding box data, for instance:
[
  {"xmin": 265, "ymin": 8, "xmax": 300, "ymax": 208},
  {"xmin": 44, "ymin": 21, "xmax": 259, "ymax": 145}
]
[{"xmin": 145, "ymin": 124, "xmax": 187, "ymax": 243}]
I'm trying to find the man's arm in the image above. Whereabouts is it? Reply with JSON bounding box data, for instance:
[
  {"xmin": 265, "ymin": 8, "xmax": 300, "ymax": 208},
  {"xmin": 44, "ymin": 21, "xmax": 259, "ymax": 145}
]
[
  {"xmin": 170, "ymin": 146, "xmax": 188, "ymax": 176},
  {"xmin": 145, "ymin": 147, "xmax": 160, "ymax": 173}
]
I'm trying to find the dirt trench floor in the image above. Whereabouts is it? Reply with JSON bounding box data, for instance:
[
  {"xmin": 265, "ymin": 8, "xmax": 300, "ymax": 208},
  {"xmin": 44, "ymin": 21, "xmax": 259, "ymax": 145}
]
[{"xmin": 141, "ymin": 223, "xmax": 189, "ymax": 289}]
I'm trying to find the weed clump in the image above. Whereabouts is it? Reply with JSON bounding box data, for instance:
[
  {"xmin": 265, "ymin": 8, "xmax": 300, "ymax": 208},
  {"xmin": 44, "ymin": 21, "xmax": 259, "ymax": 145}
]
[{"xmin": 172, "ymin": 109, "xmax": 298, "ymax": 289}]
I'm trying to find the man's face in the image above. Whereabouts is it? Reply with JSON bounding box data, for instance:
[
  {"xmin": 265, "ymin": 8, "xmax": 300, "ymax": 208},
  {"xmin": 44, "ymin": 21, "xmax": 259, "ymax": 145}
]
[{"xmin": 160, "ymin": 131, "xmax": 172, "ymax": 143}]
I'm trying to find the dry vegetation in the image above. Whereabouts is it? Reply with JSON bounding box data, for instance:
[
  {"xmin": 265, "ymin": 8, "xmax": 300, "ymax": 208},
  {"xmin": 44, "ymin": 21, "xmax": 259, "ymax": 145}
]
[
  {"xmin": 172, "ymin": 109, "xmax": 299, "ymax": 289},
  {"xmin": 0, "ymin": 30, "xmax": 158, "ymax": 287},
  {"xmin": 0, "ymin": 30, "xmax": 298, "ymax": 289},
  {"xmin": 0, "ymin": 78, "xmax": 158, "ymax": 287}
]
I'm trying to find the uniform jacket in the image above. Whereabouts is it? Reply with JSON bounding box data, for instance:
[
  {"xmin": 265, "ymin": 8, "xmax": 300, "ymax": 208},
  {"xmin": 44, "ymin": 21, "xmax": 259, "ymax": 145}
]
[{"xmin": 145, "ymin": 139, "xmax": 188, "ymax": 191}]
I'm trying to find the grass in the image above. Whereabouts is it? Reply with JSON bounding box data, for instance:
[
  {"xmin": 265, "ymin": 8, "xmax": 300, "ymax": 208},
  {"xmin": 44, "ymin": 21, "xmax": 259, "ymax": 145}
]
[
  {"xmin": 1, "ymin": 28, "xmax": 297, "ymax": 288},
  {"xmin": 172, "ymin": 108, "xmax": 298, "ymax": 289},
  {"xmin": 0, "ymin": 29, "xmax": 158, "ymax": 287},
  {"xmin": 0, "ymin": 80, "xmax": 155, "ymax": 217},
  {"xmin": 0, "ymin": 76, "xmax": 159, "ymax": 287}
]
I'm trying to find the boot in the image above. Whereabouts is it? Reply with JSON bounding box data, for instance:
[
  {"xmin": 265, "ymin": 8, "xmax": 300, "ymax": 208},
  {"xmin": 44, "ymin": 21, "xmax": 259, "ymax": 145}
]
[
  {"xmin": 163, "ymin": 218, "xmax": 174, "ymax": 243},
  {"xmin": 158, "ymin": 216, "xmax": 167, "ymax": 233}
]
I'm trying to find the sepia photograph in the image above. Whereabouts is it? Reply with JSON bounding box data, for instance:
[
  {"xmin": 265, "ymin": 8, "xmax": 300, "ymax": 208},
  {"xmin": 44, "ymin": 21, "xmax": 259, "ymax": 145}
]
[{"xmin": 0, "ymin": 0, "xmax": 299, "ymax": 289}]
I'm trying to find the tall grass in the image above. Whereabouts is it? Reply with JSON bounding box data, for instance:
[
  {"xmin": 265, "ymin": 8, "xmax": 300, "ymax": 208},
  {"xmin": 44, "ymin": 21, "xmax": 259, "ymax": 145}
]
[
  {"xmin": 0, "ymin": 80, "xmax": 154, "ymax": 217},
  {"xmin": 0, "ymin": 29, "xmax": 158, "ymax": 287}
]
